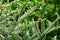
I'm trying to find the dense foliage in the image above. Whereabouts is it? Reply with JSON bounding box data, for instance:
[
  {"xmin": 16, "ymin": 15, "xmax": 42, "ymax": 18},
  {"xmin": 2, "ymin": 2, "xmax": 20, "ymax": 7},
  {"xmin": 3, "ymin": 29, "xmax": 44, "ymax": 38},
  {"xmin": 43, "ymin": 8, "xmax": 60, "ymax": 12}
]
[{"xmin": 0, "ymin": 0, "xmax": 60, "ymax": 40}]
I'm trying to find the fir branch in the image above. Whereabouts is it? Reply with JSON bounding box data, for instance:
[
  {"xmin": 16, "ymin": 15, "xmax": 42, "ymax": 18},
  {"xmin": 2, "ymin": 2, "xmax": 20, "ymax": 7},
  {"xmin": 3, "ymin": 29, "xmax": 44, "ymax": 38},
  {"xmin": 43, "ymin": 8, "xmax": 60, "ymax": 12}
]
[
  {"xmin": 16, "ymin": 0, "xmax": 29, "ymax": 21},
  {"xmin": 39, "ymin": 16, "xmax": 60, "ymax": 40},
  {"xmin": 17, "ymin": 2, "xmax": 42, "ymax": 23}
]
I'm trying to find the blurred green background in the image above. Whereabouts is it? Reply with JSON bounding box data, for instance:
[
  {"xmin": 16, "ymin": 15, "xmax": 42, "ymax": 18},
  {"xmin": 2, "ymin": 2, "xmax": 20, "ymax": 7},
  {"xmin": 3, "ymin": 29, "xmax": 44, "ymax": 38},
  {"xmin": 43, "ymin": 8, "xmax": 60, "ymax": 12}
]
[{"xmin": 0, "ymin": 0, "xmax": 60, "ymax": 40}]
